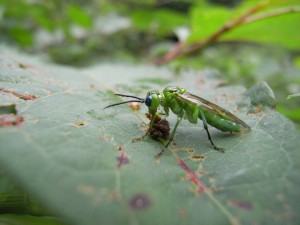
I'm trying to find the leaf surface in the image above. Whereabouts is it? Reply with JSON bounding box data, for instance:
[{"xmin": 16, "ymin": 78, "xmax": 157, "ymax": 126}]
[{"xmin": 0, "ymin": 50, "xmax": 299, "ymax": 225}]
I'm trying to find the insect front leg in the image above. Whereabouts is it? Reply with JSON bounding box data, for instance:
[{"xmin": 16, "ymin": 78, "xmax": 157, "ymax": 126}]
[
  {"xmin": 198, "ymin": 107, "xmax": 225, "ymax": 153},
  {"xmin": 132, "ymin": 113, "xmax": 160, "ymax": 143},
  {"xmin": 144, "ymin": 112, "xmax": 159, "ymax": 138},
  {"xmin": 155, "ymin": 116, "xmax": 182, "ymax": 159}
]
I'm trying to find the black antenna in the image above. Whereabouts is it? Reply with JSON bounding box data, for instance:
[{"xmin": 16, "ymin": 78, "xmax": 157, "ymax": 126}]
[
  {"xmin": 103, "ymin": 100, "xmax": 144, "ymax": 109},
  {"xmin": 115, "ymin": 94, "xmax": 144, "ymax": 101}
]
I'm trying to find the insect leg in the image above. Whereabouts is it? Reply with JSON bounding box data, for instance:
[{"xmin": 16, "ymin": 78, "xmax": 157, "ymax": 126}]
[
  {"xmin": 155, "ymin": 116, "xmax": 182, "ymax": 159},
  {"xmin": 143, "ymin": 113, "xmax": 159, "ymax": 138},
  {"xmin": 165, "ymin": 116, "xmax": 182, "ymax": 148},
  {"xmin": 132, "ymin": 113, "xmax": 160, "ymax": 143},
  {"xmin": 198, "ymin": 107, "xmax": 225, "ymax": 153}
]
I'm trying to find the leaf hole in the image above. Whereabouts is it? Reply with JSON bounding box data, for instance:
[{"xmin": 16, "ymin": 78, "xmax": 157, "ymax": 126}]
[
  {"xmin": 0, "ymin": 104, "xmax": 24, "ymax": 127},
  {"xmin": 0, "ymin": 104, "xmax": 17, "ymax": 115}
]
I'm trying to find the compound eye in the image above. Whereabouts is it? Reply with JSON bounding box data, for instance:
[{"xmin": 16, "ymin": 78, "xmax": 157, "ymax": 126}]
[{"xmin": 145, "ymin": 97, "xmax": 152, "ymax": 107}]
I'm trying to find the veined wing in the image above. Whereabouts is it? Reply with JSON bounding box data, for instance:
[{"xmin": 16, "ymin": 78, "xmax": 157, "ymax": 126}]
[{"xmin": 175, "ymin": 92, "xmax": 251, "ymax": 130}]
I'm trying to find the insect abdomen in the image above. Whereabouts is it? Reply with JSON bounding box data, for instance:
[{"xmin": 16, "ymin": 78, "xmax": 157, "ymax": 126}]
[{"xmin": 201, "ymin": 111, "xmax": 242, "ymax": 132}]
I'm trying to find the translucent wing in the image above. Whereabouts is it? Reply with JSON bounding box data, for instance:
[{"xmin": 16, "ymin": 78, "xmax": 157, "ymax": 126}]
[{"xmin": 175, "ymin": 92, "xmax": 251, "ymax": 130}]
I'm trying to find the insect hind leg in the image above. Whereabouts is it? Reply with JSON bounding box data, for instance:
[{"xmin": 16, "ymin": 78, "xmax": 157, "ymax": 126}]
[{"xmin": 198, "ymin": 107, "xmax": 224, "ymax": 153}]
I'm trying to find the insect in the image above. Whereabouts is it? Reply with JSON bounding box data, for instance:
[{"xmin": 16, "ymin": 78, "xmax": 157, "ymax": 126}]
[{"xmin": 104, "ymin": 86, "xmax": 250, "ymax": 155}]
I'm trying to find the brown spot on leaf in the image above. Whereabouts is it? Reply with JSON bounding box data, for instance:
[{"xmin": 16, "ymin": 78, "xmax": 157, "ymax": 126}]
[
  {"xmin": 190, "ymin": 155, "xmax": 205, "ymax": 161},
  {"xmin": 18, "ymin": 62, "xmax": 32, "ymax": 69},
  {"xmin": 116, "ymin": 146, "xmax": 123, "ymax": 151},
  {"xmin": 129, "ymin": 193, "xmax": 152, "ymax": 210},
  {"xmin": 73, "ymin": 121, "xmax": 88, "ymax": 126},
  {"xmin": 131, "ymin": 137, "xmax": 143, "ymax": 143},
  {"xmin": 0, "ymin": 87, "xmax": 37, "ymax": 100},
  {"xmin": 187, "ymin": 149, "xmax": 194, "ymax": 154}
]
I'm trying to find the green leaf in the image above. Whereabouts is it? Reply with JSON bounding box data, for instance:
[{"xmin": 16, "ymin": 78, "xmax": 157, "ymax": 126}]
[
  {"xmin": 189, "ymin": 0, "xmax": 300, "ymax": 49},
  {"xmin": 9, "ymin": 26, "xmax": 33, "ymax": 47},
  {"xmin": 0, "ymin": 49, "xmax": 300, "ymax": 225},
  {"xmin": 277, "ymin": 106, "xmax": 300, "ymax": 122},
  {"xmin": 67, "ymin": 4, "xmax": 92, "ymax": 28},
  {"xmin": 189, "ymin": 5, "xmax": 231, "ymax": 42},
  {"xmin": 131, "ymin": 9, "xmax": 187, "ymax": 36},
  {"xmin": 222, "ymin": 11, "xmax": 300, "ymax": 49},
  {"xmin": 240, "ymin": 81, "xmax": 276, "ymax": 113}
]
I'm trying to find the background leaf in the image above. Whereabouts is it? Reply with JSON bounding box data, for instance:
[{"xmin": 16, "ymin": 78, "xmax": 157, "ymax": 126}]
[
  {"xmin": 131, "ymin": 9, "xmax": 188, "ymax": 36},
  {"xmin": 0, "ymin": 49, "xmax": 300, "ymax": 225},
  {"xmin": 240, "ymin": 81, "xmax": 276, "ymax": 113},
  {"xmin": 222, "ymin": 12, "xmax": 300, "ymax": 49},
  {"xmin": 67, "ymin": 4, "xmax": 92, "ymax": 28},
  {"xmin": 189, "ymin": 0, "xmax": 300, "ymax": 49}
]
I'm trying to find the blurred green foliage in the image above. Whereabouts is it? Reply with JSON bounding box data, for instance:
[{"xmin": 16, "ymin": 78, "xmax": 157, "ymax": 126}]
[
  {"xmin": 0, "ymin": 0, "xmax": 299, "ymax": 126},
  {"xmin": 189, "ymin": 0, "xmax": 300, "ymax": 49}
]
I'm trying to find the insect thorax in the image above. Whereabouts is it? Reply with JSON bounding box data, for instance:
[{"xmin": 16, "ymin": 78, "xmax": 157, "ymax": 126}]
[
  {"xmin": 146, "ymin": 86, "xmax": 187, "ymax": 115},
  {"xmin": 162, "ymin": 86, "xmax": 186, "ymax": 117},
  {"xmin": 163, "ymin": 86, "xmax": 186, "ymax": 94}
]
